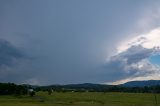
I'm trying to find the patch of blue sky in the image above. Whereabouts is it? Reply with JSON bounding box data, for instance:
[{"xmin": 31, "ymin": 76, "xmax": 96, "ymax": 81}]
[{"xmin": 149, "ymin": 55, "xmax": 160, "ymax": 65}]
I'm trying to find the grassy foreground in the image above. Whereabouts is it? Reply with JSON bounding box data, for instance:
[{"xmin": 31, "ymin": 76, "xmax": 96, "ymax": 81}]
[{"xmin": 0, "ymin": 92, "xmax": 159, "ymax": 106}]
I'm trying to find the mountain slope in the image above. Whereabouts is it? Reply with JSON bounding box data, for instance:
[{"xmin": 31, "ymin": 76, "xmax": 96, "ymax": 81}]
[{"xmin": 122, "ymin": 80, "xmax": 160, "ymax": 87}]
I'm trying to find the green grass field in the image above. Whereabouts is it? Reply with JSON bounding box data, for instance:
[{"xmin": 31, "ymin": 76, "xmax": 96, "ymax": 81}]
[{"xmin": 0, "ymin": 92, "xmax": 159, "ymax": 106}]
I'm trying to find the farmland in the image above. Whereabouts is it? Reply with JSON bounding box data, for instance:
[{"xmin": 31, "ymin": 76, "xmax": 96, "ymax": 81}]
[{"xmin": 0, "ymin": 92, "xmax": 159, "ymax": 106}]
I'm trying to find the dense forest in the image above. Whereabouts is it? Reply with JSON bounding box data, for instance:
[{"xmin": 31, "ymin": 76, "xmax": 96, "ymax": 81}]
[{"xmin": 0, "ymin": 83, "xmax": 28, "ymax": 95}]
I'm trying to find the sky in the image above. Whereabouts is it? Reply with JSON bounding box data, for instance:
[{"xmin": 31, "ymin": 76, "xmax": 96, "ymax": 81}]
[{"xmin": 0, "ymin": 0, "xmax": 160, "ymax": 85}]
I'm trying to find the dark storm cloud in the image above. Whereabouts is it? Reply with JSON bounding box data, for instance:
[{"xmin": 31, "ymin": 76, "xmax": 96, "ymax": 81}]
[
  {"xmin": 0, "ymin": 38, "xmax": 30, "ymax": 83},
  {"xmin": 1, "ymin": 0, "xmax": 160, "ymax": 85},
  {"xmin": 0, "ymin": 39, "xmax": 24, "ymax": 67}
]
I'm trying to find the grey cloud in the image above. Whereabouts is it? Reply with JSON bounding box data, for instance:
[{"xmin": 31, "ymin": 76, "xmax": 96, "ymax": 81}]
[
  {"xmin": 0, "ymin": 39, "xmax": 28, "ymax": 82},
  {"xmin": 120, "ymin": 45, "xmax": 154, "ymax": 64},
  {"xmin": 0, "ymin": 39, "xmax": 24, "ymax": 67},
  {"xmin": 104, "ymin": 45, "xmax": 159, "ymax": 82},
  {"xmin": 1, "ymin": 0, "xmax": 160, "ymax": 85}
]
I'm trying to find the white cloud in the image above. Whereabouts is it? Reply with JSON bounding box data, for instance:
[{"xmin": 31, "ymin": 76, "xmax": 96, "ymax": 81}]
[{"xmin": 117, "ymin": 27, "xmax": 160, "ymax": 53}]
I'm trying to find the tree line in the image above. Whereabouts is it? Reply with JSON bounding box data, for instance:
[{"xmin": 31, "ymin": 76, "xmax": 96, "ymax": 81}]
[
  {"xmin": 0, "ymin": 83, "xmax": 160, "ymax": 95},
  {"xmin": 35, "ymin": 84, "xmax": 160, "ymax": 93},
  {"xmin": 0, "ymin": 83, "xmax": 27, "ymax": 95}
]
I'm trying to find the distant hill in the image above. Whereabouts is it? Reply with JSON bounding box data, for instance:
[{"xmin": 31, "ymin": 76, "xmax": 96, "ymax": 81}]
[
  {"xmin": 1, "ymin": 80, "xmax": 159, "ymax": 93},
  {"xmin": 39, "ymin": 83, "xmax": 113, "ymax": 92},
  {"xmin": 25, "ymin": 80, "xmax": 160, "ymax": 89},
  {"xmin": 121, "ymin": 80, "xmax": 160, "ymax": 87},
  {"xmin": 35, "ymin": 81, "xmax": 160, "ymax": 93},
  {"xmin": 62, "ymin": 83, "xmax": 111, "ymax": 89},
  {"xmin": 32, "ymin": 80, "xmax": 160, "ymax": 89}
]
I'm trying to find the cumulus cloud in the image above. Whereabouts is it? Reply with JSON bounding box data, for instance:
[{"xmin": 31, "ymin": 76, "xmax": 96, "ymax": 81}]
[{"xmin": 105, "ymin": 28, "xmax": 160, "ymax": 84}]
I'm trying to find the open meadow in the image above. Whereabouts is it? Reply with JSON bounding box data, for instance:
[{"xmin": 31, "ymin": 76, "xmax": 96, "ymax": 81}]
[{"xmin": 0, "ymin": 92, "xmax": 159, "ymax": 106}]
